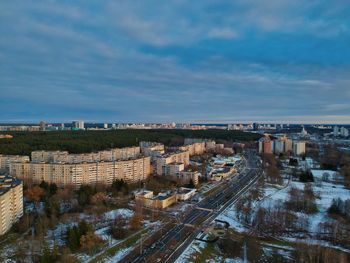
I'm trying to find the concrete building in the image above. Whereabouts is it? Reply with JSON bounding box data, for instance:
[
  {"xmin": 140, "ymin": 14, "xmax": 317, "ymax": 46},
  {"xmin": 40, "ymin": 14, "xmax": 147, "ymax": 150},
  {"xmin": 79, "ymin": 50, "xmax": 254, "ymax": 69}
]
[
  {"xmin": 156, "ymin": 151, "xmax": 189, "ymax": 176},
  {"xmin": 273, "ymin": 136, "xmax": 293, "ymax": 154},
  {"xmin": 31, "ymin": 147, "xmax": 140, "ymax": 163},
  {"xmin": 139, "ymin": 141, "xmax": 165, "ymax": 158},
  {"xmin": 179, "ymin": 142, "xmax": 206, "ymax": 156},
  {"xmin": 340, "ymin": 127, "xmax": 349, "ymax": 137},
  {"xmin": 72, "ymin": 120, "xmax": 84, "ymax": 130},
  {"xmin": 0, "ymin": 155, "xmax": 30, "ymax": 173},
  {"xmin": 171, "ymin": 171, "xmax": 199, "ymax": 186},
  {"xmin": 10, "ymin": 156, "xmax": 151, "ymax": 187},
  {"xmin": 0, "ymin": 174, "xmax": 23, "ymax": 235},
  {"xmin": 333, "ymin": 126, "xmax": 339, "ymax": 137},
  {"xmin": 176, "ymin": 187, "xmax": 196, "ymax": 201},
  {"xmin": 293, "ymin": 141, "xmax": 306, "ymax": 156},
  {"xmin": 258, "ymin": 135, "xmax": 272, "ymax": 154},
  {"xmin": 135, "ymin": 190, "xmax": 177, "ymax": 209}
]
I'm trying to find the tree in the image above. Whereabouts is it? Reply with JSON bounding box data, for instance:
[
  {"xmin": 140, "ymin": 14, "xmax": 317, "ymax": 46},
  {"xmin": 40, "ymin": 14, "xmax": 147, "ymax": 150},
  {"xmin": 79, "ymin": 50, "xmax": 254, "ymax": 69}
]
[
  {"xmin": 187, "ymin": 179, "xmax": 196, "ymax": 189},
  {"xmin": 25, "ymin": 186, "xmax": 46, "ymax": 202},
  {"xmin": 129, "ymin": 213, "xmax": 143, "ymax": 231},
  {"xmin": 80, "ymin": 232, "xmax": 104, "ymax": 255}
]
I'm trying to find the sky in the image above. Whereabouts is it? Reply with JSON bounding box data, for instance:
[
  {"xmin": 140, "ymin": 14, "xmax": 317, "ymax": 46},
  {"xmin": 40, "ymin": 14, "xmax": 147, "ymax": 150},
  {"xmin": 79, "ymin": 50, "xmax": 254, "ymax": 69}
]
[{"xmin": 0, "ymin": 0, "xmax": 350, "ymax": 124}]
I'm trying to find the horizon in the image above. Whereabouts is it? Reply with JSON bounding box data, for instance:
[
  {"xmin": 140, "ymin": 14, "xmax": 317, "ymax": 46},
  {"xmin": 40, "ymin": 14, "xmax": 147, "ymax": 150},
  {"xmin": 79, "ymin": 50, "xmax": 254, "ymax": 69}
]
[{"xmin": 1, "ymin": 1, "xmax": 349, "ymax": 123}]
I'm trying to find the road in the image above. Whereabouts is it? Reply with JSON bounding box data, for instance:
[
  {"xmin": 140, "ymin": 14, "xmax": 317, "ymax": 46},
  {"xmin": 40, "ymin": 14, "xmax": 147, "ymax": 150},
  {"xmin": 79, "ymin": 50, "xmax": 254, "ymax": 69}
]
[{"xmin": 127, "ymin": 150, "xmax": 262, "ymax": 263}]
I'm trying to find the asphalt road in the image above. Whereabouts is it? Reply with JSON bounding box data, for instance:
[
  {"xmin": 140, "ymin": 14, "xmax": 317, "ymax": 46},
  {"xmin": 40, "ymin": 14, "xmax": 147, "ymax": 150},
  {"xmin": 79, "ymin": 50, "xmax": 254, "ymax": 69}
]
[{"xmin": 129, "ymin": 150, "xmax": 262, "ymax": 263}]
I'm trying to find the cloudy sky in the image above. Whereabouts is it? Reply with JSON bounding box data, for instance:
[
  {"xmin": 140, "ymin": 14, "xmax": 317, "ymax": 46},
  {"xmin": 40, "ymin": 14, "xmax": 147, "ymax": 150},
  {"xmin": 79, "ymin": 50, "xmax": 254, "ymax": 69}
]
[{"xmin": 0, "ymin": 0, "xmax": 349, "ymax": 123}]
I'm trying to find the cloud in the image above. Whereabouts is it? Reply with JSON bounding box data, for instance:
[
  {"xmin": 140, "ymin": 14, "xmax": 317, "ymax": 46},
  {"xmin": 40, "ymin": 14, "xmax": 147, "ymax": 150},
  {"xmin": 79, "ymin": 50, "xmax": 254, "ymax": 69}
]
[{"xmin": 0, "ymin": 0, "xmax": 349, "ymax": 123}]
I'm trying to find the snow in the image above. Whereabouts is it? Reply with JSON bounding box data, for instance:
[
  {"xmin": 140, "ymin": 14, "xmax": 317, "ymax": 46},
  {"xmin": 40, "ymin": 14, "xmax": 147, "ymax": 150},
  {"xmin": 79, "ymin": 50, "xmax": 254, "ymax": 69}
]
[
  {"xmin": 103, "ymin": 247, "xmax": 132, "ymax": 263},
  {"xmin": 104, "ymin": 208, "xmax": 133, "ymax": 220},
  {"xmin": 175, "ymin": 239, "xmax": 206, "ymax": 263}
]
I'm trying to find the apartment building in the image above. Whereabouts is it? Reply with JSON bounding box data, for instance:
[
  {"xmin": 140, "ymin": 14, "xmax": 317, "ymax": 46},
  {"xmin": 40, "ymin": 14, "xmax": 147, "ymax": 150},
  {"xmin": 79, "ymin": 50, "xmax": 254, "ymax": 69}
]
[
  {"xmin": 179, "ymin": 142, "xmax": 205, "ymax": 156},
  {"xmin": 139, "ymin": 141, "xmax": 165, "ymax": 158},
  {"xmin": 10, "ymin": 156, "xmax": 151, "ymax": 187},
  {"xmin": 31, "ymin": 146, "xmax": 140, "ymax": 164},
  {"xmin": 0, "ymin": 155, "xmax": 30, "ymax": 172},
  {"xmin": 156, "ymin": 151, "xmax": 189, "ymax": 176},
  {"xmin": 293, "ymin": 141, "xmax": 306, "ymax": 156},
  {"xmin": 0, "ymin": 174, "xmax": 23, "ymax": 235}
]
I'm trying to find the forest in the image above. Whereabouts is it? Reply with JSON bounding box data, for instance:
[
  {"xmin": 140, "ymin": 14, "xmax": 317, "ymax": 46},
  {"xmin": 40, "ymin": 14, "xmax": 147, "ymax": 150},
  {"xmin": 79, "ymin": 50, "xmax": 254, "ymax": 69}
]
[{"xmin": 0, "ymin": 129, "xmax": 261, "ymax": 155}]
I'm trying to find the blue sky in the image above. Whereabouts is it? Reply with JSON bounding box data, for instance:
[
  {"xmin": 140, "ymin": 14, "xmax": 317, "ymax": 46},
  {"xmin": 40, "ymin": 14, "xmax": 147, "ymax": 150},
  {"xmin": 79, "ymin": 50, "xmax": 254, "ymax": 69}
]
[{"xmin": 0, "ymin": 0, "xmax": 349, "ymax": 123}]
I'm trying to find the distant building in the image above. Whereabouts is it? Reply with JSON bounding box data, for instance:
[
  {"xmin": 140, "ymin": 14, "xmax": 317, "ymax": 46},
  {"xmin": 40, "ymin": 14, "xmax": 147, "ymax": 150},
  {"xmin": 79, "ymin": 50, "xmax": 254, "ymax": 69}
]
[
  {"xmin": 293, "ymin": 141, "xmax": 306, "ymax": 156},
  {"xmin": 340, "ymin": 127, "xmax": 349, "ymax": 137},
  {"xmin": 103, "ymin": 123, "xmax": 108, "ymax": 129},
  {"xmin": 72, "ymin": 120, "xmax": 84, "ymax": 130},
  {"xmin": 333, "ymin": 126, "xmax": 339, "ymax": 137},
  {"xmin": 0, "ymin": 174, "xmax": 23, "ymax": 235},
  {"xmin": 39, "ymin": 121, "xmax": 46, "ymax": 131},
  {"xmin": 258, "ymin": 135, "xmax": 272, "ymax": 154}
]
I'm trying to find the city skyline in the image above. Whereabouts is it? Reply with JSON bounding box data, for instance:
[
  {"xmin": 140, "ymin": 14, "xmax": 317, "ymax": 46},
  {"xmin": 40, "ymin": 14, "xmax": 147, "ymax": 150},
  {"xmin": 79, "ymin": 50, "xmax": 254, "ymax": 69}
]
[{"xmin": 1, "ymin": 1, "xmax": 350, "ymax": 123}]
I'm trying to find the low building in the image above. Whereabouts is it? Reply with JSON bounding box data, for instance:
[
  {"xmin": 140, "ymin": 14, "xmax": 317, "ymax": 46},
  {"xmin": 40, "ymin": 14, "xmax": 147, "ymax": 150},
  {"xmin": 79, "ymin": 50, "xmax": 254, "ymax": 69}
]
[
  {"xmin": 176, "ymin": 187, "xmax": 196, "ymax": 201},
  {"xmin": 0, "ymin": 174, "xmax": 23, "ymax": 235},
  {"xmin": 135, "ymin": 190, "xmax": 176, "ymax": 209}
]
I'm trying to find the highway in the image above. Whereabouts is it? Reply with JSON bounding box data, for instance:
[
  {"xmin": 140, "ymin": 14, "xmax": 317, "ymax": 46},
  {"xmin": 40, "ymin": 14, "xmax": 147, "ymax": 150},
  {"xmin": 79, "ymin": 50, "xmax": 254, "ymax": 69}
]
[{"xmin": 127, "ymin": 150, "xmax": 262, "ymax": 263}]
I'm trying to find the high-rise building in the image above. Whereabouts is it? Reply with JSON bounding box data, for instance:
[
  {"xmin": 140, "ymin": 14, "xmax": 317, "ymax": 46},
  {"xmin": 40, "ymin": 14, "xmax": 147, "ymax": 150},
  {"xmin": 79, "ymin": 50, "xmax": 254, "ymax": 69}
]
[
  {"xmin": 333, "ymin": 126, "xmax": 339, "ymax": 137},
  {"xmin": 103, "ymin": 123, "xmax": 108, "ymax": 129},
  {"xmin": 72, "ymin": 120, "xmax": 85, "ymax": 130},
  {"xmin": 0, "ymin": 174, "xmax": 23, "ymax": 235},
  {"xmin": 39, "ymin": 121, "xmax": 46, "ymax": 131},
  {"xmin": 340, "ymin": 127, "xmax": 349, "ymax": 137},
  {"xmin": 293, "ymin": 141, "xmax": 306, "ymax": 156},
  {"xmin": 258, "ymin": 135, "xmax": 272, "ymax": 154}
]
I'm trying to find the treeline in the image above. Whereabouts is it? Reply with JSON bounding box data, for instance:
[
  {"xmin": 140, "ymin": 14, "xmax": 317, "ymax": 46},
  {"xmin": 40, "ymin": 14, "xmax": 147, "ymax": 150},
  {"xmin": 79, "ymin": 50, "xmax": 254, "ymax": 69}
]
[{"xmin": 0, "ymin": 129, "xmax": 261, "ymax": 155}]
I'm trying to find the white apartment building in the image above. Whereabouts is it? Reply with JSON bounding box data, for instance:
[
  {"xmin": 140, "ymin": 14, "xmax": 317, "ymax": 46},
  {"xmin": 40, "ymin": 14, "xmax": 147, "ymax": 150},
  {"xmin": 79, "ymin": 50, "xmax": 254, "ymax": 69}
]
[{"xmin": 0, "ymin": 175, "xmax": 23, "ymax": 235}]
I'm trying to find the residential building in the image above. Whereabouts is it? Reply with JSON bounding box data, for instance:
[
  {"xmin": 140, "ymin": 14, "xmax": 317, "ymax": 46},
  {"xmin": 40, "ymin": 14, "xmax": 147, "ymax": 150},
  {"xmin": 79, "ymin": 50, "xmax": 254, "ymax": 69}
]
[
  {"xmin": 170, "ymin": 171, "xmax": 199, "ymax": 186},
  {"xmin": 72, "ymin": 120, "xmax": 84, "ymax": 130},
  {"xmin": 333, "ymin": 126, "xmax": 339, "ymax": 137},
  {"xmin": 258, "ymin": 135, "xmax": 272, "ymax": 154},
  {"xmin": 10, "ymin": 156, "xmax": 151, "ymax": 187},
  {"xmin": 31, "ymin": 146, "xmax": 140, "ymax": 163},
  {"xmin": 179, "ymin": 142, "xmax": 205, "ymax": 156},
  {"xmin": 0, "ymin": 155, "xmax": 30, "ymax": 173},
  {"xmin": 156, "ymin": 151, "xmax": 189, "ymax": 176},
  {"xmin": 0, "ymin": 174, "xmax": 23, "ymax": 235},
  {"xmin": 340, "ymin": 127, "xmax": 349, "ymax": 137},
  {"xmin": 139, "ymin": 141, "xmax": 165, "ymax": 158},
  {"xmin": 293, "ymin": 141, "xmax": 306, "ymax": 156}
]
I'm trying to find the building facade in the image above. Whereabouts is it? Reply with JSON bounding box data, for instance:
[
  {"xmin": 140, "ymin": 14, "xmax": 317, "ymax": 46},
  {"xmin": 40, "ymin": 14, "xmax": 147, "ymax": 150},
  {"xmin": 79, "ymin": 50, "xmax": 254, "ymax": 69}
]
[
  {"xmin": 156, "ymin": 151, "xmax": 190, "ymax": 176},
  {"xmin": 0, "ymin": 155, "xmax": 30, "ymax": 172},
  {"xmin": 0, "ymin": 175, "xmax": 23, "ymax": 235},
  {"xmin": 10, "ymin": 156, "xmax": 151, "ymax": 187},
  {"xmin": 293, "ymin": 141, "xmax": 306, "ymax": 156},
  {"xmin": 258, "ymin": 135, "xmax": 272, "ymax": 154}
]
